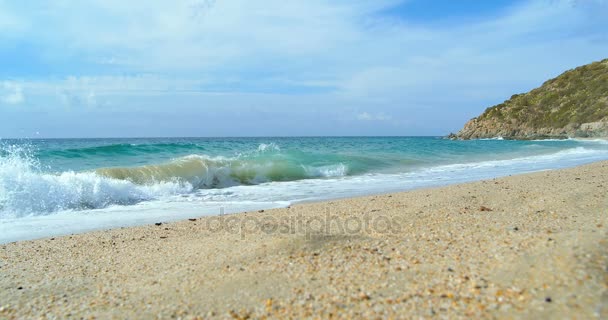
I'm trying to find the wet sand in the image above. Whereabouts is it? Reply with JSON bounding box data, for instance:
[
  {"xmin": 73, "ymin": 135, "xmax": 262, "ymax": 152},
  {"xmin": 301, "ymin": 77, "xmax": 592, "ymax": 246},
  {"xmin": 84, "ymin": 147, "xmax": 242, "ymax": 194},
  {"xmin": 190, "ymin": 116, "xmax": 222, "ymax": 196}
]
[{"xmin": 1, "ymin": 161, "xmax": 607, "ymax": 319}]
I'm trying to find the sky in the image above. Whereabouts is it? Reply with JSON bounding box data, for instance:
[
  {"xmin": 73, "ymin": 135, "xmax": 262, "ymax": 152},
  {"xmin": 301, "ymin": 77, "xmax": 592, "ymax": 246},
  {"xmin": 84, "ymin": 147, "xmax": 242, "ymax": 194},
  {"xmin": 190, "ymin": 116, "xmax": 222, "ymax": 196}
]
[{"xmin": 0, "ymin": 0, "xmax": 607, "ymax": 138}]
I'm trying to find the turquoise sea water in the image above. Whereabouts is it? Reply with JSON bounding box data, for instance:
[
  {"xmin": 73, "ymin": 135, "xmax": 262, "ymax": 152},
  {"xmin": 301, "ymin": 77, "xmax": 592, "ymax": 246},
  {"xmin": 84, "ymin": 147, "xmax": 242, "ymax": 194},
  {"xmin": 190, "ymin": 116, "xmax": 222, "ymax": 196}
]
[{"xmin": 1, "ymin": 136, "xmax": 607, "ymax": 243}]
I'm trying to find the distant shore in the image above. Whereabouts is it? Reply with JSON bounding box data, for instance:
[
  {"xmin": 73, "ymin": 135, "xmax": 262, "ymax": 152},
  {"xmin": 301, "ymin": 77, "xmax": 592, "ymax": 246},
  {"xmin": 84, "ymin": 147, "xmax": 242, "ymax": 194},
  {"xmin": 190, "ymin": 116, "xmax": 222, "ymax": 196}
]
[
  {"xmin": 448, "ymin": 134, "xmax": 608, "ymax": 141},
  {"xmin": 1, "ymin": 161, "xmax": 607, "ymax": 318}
]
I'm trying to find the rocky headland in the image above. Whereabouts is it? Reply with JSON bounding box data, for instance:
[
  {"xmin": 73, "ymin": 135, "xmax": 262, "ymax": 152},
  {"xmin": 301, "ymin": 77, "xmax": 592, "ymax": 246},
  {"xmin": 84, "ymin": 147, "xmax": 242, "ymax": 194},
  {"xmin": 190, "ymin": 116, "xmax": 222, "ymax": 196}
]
[{"xmin": 452, "ymin": 59, "xmax": 608, "ymax": 140}]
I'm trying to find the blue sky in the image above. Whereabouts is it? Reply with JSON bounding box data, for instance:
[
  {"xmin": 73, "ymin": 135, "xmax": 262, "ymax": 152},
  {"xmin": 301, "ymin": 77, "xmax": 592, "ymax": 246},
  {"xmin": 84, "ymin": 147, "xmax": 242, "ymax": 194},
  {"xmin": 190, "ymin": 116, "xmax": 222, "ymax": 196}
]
[{"xmin": 0, "ymin": 0, "xmax": 607, "ymax": 138}]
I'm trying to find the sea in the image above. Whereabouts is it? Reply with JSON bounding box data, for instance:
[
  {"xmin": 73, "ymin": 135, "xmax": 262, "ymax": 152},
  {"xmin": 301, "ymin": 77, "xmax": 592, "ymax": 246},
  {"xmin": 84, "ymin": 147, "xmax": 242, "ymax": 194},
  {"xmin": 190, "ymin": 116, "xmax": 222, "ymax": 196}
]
[{"xmin": 1, "ymin": 136, "xmax": 607, "ymax": 243}]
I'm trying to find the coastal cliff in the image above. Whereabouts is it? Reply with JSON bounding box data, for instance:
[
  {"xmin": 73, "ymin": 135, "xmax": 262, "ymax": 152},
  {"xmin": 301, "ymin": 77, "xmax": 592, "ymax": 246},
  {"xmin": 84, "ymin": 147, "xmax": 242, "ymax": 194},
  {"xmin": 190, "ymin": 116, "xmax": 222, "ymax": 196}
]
[{"xmin": 453, "ymin": 59, "xmax": 608, "ymax": 140}]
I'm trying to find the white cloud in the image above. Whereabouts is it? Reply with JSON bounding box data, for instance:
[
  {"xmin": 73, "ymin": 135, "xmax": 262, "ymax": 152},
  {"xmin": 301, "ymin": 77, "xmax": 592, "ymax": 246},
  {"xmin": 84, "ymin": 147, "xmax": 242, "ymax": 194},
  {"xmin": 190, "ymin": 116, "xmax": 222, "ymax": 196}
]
[
  {"xmin": 86, "ymin": 1, "xmax": 586, "ymax": 103},
  {"xmin": 1, "ymin": 82, "xmax": 24, "ymax": 105},
  {"xmin": 3, "ymin": 0, "xmax": 401, "ymax": 73},
  {"xmin": 15, "ymin": 75, "xmax": 211, "ymax": 107},
  {"xmin": 2, "ymin": 0, "xmax": 607, "ymax": 89},
  {"xmin": 357, "ymin": 112, "xmax": 392, "ymax": 121},
  {"xmin": 0, "ymin": 0, "xmax": 607, "ymax": 136}
]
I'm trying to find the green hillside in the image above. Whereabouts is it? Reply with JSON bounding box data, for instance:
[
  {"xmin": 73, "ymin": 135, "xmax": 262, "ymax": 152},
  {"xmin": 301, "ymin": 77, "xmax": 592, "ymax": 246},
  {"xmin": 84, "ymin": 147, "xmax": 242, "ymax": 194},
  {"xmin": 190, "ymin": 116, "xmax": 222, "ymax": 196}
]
[{"xmin": 455, "ymin": 59, "xmax": 608, "ymax": 139}]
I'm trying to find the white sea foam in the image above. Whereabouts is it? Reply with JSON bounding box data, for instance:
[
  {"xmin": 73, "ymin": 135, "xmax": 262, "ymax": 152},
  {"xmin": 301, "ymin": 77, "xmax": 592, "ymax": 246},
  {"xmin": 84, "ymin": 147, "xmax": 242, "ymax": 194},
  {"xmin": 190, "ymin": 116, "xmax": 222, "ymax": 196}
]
[
  {"xmin": 477, "ymin": 136, "xmax": 504, "ymax": 140},
  {"xmin": 528, "ymin": 138, "xmax": 608, "ymax": 144},
  {"xmin": 0, "ymin": 146, "xmax": 192, "ymax": 218},
  {"xmin": 572, "ymin": 138, "xmax": 608, "ymax": 145},
  {"xmin": 0, "ymin": 147, "xmax": 352, "ymax": 217},
  {"xmin": 1, "ymin": 143, "xmax": 607, "ymax": 243},
  {"xmin": 302, "ymin": 163, "xmax": 348, "ymax": 178},
  {"xmin": 257, "ymin": 143, "xmax": 281, "ymax": 152},
  {"xmin": 423, "ymin": 147, "xmax": 604, "ymax": 172}
]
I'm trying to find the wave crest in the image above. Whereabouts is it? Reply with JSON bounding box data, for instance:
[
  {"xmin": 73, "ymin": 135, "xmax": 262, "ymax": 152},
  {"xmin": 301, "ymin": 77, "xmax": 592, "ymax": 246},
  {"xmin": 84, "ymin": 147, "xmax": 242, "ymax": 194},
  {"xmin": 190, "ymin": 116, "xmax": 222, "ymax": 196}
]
[
  {"xmin": 95, "ymin": 154, "xmax": 349, "ymax": 188},
  {"xmin": 0, "ymin": 145, "xmax": 190, "ymax": 217},
  {"xmin": 0, "ymin": 145, "xmax": 350, "ymax": 216}
]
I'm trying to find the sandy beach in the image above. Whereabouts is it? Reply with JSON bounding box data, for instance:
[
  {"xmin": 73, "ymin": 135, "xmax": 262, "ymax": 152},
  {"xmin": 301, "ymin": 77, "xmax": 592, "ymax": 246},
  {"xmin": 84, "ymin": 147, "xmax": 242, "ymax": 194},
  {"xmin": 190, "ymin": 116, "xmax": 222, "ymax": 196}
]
[{"xmin": 1, "ymin": 161, "xmax": 607, "ymax": 319}]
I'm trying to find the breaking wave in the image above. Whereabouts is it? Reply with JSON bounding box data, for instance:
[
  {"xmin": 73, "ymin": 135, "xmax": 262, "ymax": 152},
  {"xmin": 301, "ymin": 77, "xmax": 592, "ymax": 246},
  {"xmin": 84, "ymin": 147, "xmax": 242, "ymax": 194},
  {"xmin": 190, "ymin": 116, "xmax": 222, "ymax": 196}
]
[
  {"xmin": 95, "ymin": 154, "xmax": 348, "ymax": 188},
  {"xmin": 0, "ymin": 144, "xmax": 349, "ymax": 216},
  {"xmin": 0, "ymin": 145, "xmax": 191, "ymax": 217},
  {"xmin": 1, "ymin": 138, "xmax": 606, "ymax": 218}
]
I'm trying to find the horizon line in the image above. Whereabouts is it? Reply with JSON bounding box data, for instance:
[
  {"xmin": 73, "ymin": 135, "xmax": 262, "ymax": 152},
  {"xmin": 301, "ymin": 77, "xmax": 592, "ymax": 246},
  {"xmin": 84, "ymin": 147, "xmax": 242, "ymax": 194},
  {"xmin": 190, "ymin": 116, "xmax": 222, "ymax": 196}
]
[{"xmin": 0, "ymin": 135, "xmax": 449, "ymax": 140}]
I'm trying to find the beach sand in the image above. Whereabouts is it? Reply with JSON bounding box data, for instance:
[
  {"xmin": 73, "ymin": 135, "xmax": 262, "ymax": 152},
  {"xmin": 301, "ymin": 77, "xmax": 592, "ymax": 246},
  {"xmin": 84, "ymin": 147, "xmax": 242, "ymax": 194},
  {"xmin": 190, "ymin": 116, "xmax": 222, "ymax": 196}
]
[{"xmin": 1, "ymin": 161, "xmax": 607, "ymax": 319}]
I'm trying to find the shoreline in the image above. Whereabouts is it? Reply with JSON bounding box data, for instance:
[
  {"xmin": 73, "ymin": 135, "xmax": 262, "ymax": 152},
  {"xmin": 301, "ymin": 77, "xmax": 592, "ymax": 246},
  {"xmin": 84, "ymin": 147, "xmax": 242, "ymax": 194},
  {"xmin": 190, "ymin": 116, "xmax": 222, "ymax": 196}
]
[
  {"xmin": 1, "ymin": 161, "xmax": 607, "ymax": 318},
  {"xmin": 4, "ymin": 151, "xmax": 608, "ymax": 245}
]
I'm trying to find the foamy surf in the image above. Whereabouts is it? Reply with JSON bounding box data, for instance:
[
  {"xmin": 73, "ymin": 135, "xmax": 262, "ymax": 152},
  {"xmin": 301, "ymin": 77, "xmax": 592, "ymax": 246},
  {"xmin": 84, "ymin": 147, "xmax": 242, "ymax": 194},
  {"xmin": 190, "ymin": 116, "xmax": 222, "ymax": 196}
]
[
  {"xmin": 0, "ymin": 146, "xmax": 191, "ymax": 218},
  {"xmin": 0, "ymin": 143, "xmax": 353, "ymax": 217},
  {"xmin": 1, "ymin": 137, "xmax": 607, "ymax": 243}
]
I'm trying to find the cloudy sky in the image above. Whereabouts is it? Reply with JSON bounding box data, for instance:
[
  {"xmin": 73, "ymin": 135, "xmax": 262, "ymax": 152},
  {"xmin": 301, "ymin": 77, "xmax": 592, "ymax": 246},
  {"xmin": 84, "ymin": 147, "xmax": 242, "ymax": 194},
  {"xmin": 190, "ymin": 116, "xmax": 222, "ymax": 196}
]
[{"xmin": 1, "ymin": 0, "xmax": 607, "ymax": 138}]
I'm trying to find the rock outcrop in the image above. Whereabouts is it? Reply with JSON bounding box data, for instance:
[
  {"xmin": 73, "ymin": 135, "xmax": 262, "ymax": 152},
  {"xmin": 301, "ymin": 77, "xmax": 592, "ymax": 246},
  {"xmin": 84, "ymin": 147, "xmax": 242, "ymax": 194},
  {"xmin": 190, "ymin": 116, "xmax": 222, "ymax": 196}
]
[{"xmin": 453, "ymin": 59, "xmax": 608, "ymax": 140}]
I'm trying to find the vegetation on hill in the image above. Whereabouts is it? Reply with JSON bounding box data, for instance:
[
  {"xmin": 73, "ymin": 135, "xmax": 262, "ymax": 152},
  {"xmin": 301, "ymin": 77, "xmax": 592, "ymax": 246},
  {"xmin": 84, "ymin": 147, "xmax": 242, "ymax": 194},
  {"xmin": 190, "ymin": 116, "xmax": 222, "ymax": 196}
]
[{"xmin": 454, "ymin": 59, "xmax": 608, "ymax": 139}]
